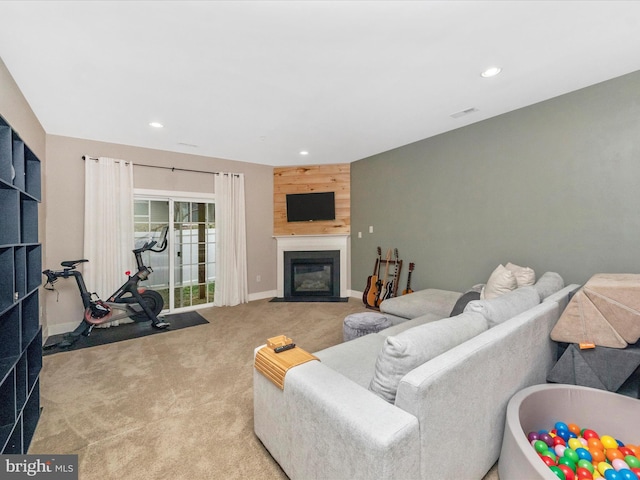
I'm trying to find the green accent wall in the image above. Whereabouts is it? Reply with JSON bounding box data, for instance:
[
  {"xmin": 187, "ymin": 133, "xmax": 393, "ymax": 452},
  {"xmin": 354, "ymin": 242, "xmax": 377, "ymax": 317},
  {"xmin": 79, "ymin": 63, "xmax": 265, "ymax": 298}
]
[{"xmin": 351, "ymin": 70, "xmax": 640, "ymax": 293}]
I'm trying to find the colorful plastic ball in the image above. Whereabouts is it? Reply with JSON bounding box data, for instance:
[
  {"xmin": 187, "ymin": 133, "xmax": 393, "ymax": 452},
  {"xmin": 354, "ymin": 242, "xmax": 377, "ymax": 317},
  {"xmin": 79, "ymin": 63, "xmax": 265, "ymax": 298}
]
[
  {"xmin": 617, "ymin": 469, "xmax": 639, "ymax": 480},
  {"xmin": 620, "ymin": 447, "xmax": 635, "ymax": 457},
  {"xmin": 558, "ymin": 429, "xmax": 573, "ymax": 441},
  {"xmin": 556, "ymin": 445, "xmax": 568, "ymax": 457},
  {"xmin": 602, "ymin": 435, "xmax": 619, "ymax": 450},
  {"xmin": 583, "ymin": 430, "xmax": 600, "ymax": 440},
  {"xmin": 599, "ymin": 462, "xmax": 614, "ymax": 475},
  {"xmin": 627, "ymin": 445, "xmax": 640, "ymax": 457},
  {"xmin": 559, "ymin": 464, "xmax": 576, "ymax": 480},
  {"xmin": 565, "ymin": 448, "xmax": 580, "ymax": 464},
  {"xmin": 576, "ymin": 448, "xmax": 593, "ymax": 462},
  {"xmin": 551, "ymin": 465, "xmax": 567, "ymax": 480},
  {"xmin": 632, "ymin": 469, "xmax": 640, "ymax": 478},
  {"xmin": 556, "ymin": 422, "xmax": 570, "ymax": 432},
  {"xmin": 541, "ymin": 433, "xmax": 555, "ymax": 447},
  {"xmin": 559, "ymin": 456, "xmax": 577, "ymax": 472},
  {"xmin": 607, "ymin": 449, "xmax": 625, "ymax": 462},
  {"xmin": 626, "ymin": 456, "xmax": 640, "ymax": 469},
  {"xmin": 604, "ymin": 469, "xmax": 622, "ymax": 480},
  {"xmin": 568, "ymin": 424, "xmax": 581, "ymax": 435},
  {"xmin": 578, "ymin": 460, "xmax": 595, "ymax": 474},
  {"xmin": 617, "ymin": 440, "xmax": 626, "ymax": 447},
  {"xmin": 528, "ymin": 431, "xmax": 540, "ymax": 442},
  {"xmin": 577, "ymin": 467, "xmax": 595, "ymax": 480},
  {"xmin": 589, "ymin": 438, "xmax": 605, "ymax": 452},
  {"xmin": 613, "ymin": 459, "xmax": 631, "ymax": 471},
  {"xmin": 555, "ymin": 436, "xmax": 568, "ymax": 447},
  {"xmin": 541, "ymin": 455, "xmax": 558, "ymax": 467},
  {"xmin": 592, "ymin": 449, "xmax": 607, "ymax": 464},
  {"xmin": 570, "ymin": 438, "xmax": 585, "ymax": 450},
  {"xmin": 534, "ymin": 440, "xmax": 550, "ymax": 454}
]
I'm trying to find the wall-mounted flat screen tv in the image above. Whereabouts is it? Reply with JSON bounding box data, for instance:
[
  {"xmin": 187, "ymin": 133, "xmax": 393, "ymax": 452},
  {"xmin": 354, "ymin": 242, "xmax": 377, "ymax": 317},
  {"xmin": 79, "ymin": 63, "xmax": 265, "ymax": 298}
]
[{"xmin": 286, "ymin": 191, "xmax": 335, "ymax": 222}]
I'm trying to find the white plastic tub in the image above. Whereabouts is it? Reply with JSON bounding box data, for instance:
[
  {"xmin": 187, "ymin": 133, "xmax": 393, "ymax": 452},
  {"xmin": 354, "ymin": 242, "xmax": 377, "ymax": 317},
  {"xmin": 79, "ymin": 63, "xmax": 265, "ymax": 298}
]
[{"xmin": 499, "ymin": 384, "xmax": 640, "ymax": 479}]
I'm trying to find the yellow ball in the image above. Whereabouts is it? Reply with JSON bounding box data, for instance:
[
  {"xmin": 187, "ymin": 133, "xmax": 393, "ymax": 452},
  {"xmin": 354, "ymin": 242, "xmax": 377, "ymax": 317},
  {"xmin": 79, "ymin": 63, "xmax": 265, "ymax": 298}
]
[
  {"xmin": 600, "ymin": 435, "xmax": 618, "ymax": 450},
  {"xmin": 598, "ymin": 461, "xmax": 612, "ymax": 475},
  {"xmin": 568, "ymin": 438, "xmax": 583, "ymax": 450}
]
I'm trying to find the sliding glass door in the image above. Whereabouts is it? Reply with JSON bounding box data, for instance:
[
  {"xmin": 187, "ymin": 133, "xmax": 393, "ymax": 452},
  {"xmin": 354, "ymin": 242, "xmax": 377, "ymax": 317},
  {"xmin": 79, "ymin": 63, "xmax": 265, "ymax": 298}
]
[{"xmin": 134, "ymin": 192, "xmax": 216, "ymax": 312}]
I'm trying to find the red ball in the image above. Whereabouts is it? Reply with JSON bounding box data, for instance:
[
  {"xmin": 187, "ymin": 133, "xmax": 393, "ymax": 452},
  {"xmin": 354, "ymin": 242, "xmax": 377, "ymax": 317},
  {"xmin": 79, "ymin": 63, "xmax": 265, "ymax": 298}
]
[
  {"xmin": 559, "ymin": 464, "xmax": 575, "ymax": 480},
  {"xmin": 554, "ymin": 436, "xmax": 568, "ymax": 446},
  {"xmin": 541, "ymin": 455, "xmax": 558, "ymax": 467},
  {"xmin": 583, "ymin": 430, "xmax": 600, "ymax": 440},
  {"xmin": 576, "ymin": 467, "xmax": 594, "ymax": 480}
]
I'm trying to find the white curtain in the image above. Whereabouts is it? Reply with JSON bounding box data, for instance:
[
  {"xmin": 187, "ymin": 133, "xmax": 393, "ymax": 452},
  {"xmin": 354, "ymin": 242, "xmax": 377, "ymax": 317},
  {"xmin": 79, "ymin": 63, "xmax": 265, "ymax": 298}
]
[
  {"xmin": 213, "ymin": 172, "xmax": 248, "ymax": 306},
  {"xmin": 84, "ymin": 157, "xmax": 135, "ymax": 325}
]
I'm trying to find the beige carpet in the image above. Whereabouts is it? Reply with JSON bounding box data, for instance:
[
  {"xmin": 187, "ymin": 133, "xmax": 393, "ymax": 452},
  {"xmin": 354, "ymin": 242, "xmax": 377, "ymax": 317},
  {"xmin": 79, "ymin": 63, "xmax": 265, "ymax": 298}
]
[{"xmin": 31, "ymin": 298, "xmax": 499, "ymax": 479}]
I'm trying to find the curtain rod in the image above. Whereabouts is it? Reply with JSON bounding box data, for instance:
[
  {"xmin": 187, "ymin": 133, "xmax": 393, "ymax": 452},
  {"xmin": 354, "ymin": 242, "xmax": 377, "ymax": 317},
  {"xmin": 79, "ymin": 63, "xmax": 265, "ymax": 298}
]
[{"xmin": 82, "ymin": 156, "xmax": 240, "ymax": 176}]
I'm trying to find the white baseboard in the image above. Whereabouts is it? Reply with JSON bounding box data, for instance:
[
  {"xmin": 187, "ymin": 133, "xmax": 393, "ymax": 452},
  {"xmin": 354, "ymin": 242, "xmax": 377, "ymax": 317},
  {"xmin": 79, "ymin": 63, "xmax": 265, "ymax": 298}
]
[{"xmin": 248, "ymin": 290, "xmax": 277, "ymax": 301}]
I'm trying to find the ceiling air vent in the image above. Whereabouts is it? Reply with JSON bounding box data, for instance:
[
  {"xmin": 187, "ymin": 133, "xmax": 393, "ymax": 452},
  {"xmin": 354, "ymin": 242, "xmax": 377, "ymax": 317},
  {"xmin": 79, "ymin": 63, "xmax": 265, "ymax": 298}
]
[{"xmin": 450, "ymin": 107, "xmax": 479, "ymax": 119}]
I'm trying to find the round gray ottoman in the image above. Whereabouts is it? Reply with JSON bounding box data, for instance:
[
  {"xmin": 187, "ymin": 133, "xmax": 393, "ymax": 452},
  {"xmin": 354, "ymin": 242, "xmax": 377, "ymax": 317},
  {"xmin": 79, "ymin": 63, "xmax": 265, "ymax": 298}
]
[{"xmin": 343, "ymin": 311, "xmax": 392, "ymax": 342}]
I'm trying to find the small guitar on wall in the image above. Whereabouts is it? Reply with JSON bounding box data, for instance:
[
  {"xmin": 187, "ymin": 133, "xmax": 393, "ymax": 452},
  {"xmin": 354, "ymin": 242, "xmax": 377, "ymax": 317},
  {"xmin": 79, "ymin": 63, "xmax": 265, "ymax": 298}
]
[
  {"xmin": 402, "ymin": 262, "xmax": 415, "ymax": 295},
  {"xmin": 363, "ymin": 247, "xmax": 382, "ymax": 308}
]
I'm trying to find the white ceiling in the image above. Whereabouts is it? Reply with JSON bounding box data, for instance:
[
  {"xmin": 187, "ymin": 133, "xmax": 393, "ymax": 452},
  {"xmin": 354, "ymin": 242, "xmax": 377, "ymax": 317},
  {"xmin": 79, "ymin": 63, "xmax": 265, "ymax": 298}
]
[{"xmin": 1, "ymin": 1, "xmax": 640, "ymax": 167}]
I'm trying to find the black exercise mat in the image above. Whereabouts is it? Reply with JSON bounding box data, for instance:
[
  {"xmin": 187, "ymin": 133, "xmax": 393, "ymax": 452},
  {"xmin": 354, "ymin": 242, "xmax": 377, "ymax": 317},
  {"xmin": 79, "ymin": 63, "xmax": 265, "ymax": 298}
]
[
  {"xmin": 43, "ymin": 311, "xmax": 209, "ymax": 355},
  {"xmin": 269, "ymin": 297, "xmax": 348, "ymax": 303}
]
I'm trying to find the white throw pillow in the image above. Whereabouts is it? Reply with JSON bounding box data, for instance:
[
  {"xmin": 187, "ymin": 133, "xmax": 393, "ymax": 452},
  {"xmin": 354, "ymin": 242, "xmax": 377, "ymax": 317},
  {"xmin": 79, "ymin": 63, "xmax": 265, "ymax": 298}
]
[
  {"xmin": 505, "ymin": 262, "xmax": 536, "ymax": 287},
  {"xmin": 368, "ymin": 312, "xmax": 489, "ymax": 403},
  {"xmin": 481, "ymin": 264, "xmax": 517, "ymax": 300}
]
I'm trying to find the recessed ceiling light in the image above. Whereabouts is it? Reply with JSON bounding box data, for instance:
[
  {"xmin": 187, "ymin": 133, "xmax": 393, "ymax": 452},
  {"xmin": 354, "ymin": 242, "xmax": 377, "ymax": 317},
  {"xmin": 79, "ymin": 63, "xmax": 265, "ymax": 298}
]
[
  {"xmin": 481, "ymin": 66, "xmax": 502, "ymax": 78},
  {"xmin": 149, "ymin": 122, "xmax": 164, "ymax": 128},
  {"xmin": 300, "ymin": 151, "xmax": 309, "ymax": 155}
]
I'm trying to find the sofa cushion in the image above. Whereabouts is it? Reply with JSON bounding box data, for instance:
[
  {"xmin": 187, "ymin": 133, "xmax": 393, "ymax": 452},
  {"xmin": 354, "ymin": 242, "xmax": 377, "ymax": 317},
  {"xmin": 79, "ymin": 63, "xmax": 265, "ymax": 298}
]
[
  {"xmin": 534, "ymin": 271, "xmax": 565, "ymax": 300},
  {"xmin": 368, "ymin": 312, "xmax": 489, "ymax": 403},
  {"xmin": 449, "ymin": 290, "xmax": 481, "ymax": 317},
  {"xmin": 379, "ymin": 312, "xmax": 444, "ymax": 336},
  {"xmin": 379, "ymin": 288, "xmax": 462, "ymax": 320},
  {"xmin": 464, "ymin": 285, "xmax": 540, "ymax": 328},
  {"xmin": 505, "ymin": 262, "xmax": 536, "ymax": 287},
  {"xmin": 314, "ymin": 333, "xmax": 387, "ymax": 388},
  {"xmin": 481, "ymin": 264, "xmax": 517, "ymax": 299}
]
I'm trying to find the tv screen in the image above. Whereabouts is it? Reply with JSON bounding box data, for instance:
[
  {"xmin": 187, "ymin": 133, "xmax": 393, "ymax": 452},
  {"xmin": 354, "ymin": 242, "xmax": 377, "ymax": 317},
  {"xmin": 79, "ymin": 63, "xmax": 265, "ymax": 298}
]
[{"xmin": 286, "ymin": 192, "xmax": 335, "ymax": 222}]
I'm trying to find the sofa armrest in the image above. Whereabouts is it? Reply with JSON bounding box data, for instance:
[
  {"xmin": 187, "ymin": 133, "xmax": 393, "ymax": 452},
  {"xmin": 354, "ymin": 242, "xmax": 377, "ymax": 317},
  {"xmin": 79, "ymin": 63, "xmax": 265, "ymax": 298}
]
[
  {"xmin": 379, "ymin": 288, "xmax": 462, "ymax": 321},
  {"xmin": 254, "ymin": 359, "xmax": 420, "ymax": 480}
]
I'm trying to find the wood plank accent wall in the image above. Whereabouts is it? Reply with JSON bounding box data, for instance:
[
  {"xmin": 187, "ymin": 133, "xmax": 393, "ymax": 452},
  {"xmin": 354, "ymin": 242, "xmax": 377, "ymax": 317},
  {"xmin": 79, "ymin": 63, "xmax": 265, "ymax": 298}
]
[{"xmin": 274, "ymin": 163, "xmax": 350, "ymax": 236}]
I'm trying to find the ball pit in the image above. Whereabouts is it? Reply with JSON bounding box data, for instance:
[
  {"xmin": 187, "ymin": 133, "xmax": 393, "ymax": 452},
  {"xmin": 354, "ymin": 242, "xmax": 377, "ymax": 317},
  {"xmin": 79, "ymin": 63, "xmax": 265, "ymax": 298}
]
[{"xmin": 499, "ymin": 385, "xmax": 640, "ymax": 479}]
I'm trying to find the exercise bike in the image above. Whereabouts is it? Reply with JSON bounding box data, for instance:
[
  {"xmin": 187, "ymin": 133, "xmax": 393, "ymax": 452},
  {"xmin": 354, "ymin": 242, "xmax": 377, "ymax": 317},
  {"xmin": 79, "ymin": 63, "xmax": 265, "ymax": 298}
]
[{"xmin": 43, "ymin": 229, "xmax": 170, "ymax": 348}]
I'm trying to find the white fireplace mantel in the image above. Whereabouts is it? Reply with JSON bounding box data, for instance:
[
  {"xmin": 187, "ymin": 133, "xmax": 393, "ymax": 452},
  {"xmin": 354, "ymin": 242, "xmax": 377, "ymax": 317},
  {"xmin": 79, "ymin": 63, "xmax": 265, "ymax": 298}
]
[{"xmin": 275, "ymin": 235, "xmax": 350, "ymax": 298}]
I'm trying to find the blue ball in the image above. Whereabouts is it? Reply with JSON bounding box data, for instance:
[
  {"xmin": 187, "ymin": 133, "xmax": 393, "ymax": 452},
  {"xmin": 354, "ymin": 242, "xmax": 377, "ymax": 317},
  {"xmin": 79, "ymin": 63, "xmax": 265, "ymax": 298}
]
[
  {"xmin": 555, "ymin": 421, "xmax": 569, "ymax": 432},
  {"xmin": 605, "ymin": 469, "xmax": 622, "ymax": 480},
  {"xmin": 576, "ymin": 447, "xmax": 592, "ymax": 462}
]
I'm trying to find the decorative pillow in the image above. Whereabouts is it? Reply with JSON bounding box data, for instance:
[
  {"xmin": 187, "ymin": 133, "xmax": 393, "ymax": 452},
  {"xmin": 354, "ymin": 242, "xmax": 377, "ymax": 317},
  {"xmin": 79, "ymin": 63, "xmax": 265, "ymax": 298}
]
[
  {"xmin": 481, "ymin": 264, "xmax": 517, "ymax": 299},
  {"xmin": 449, "ymin": 290, "xmax": 481, "ymax": 317},
  {"xmin": 464, "ymin": 285, "xmax": 540, "ymax": 328},
  {"xmin": 505, "ymin": 262, "xmax": 536, "ymax": 287},
  {"xmin": 534, "ymin": 272, "xmax": 565, "ymax": 300},
  {"xmin": 368, "ymin": 312, "xmax": 489, "ymax": 403}
]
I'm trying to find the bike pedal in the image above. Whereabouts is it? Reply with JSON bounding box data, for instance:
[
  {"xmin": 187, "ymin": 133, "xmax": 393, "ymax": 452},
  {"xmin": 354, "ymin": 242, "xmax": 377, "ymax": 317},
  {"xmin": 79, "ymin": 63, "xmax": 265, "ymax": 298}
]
[{"xmin": 152, "ymin": 321, "xmax": 170, "ymax": 329}]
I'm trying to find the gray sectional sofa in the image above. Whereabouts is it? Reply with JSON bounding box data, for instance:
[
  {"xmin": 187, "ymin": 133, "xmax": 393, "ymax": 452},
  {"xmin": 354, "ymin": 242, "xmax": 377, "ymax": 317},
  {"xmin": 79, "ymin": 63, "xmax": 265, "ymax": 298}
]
[{"xmin": 253, "ymin": 272, "xmax": 580, "ymax": 480}]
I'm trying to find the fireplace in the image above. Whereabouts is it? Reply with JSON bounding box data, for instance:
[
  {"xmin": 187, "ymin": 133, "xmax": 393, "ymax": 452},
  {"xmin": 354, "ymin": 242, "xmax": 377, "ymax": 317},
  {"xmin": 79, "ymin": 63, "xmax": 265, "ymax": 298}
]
[
  {"xmin": 284, "ymin": 250, "xmax": 340, "ymax": 299},
  {"xmin": 275, "ymin": 235, "xmax": 350, "ymax": 300}
]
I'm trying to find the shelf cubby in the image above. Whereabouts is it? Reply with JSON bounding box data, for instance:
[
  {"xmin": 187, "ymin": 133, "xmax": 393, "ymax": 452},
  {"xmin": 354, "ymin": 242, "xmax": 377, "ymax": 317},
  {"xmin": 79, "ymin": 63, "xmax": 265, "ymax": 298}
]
[
  {"xmin": 15, "ymin": 353, "xmax": 27, "ymax": 414},
  {"xmin": 20, "ymin": 196, "xmax": 39, "ymax": 244},
  {"xmin": 24, "ymin": 147, "xmax": 41, "ymax": 201},
  {"xmin": 0, "ymin": 119, "xmax": 12, "ymax": 185},
  {"xmin": 0, "ymin": 247, "xmax": 15, "ymax": 313},
  {"xmin": 21, "ymin": 291, "xmax": 40, "ymax": 351},
  {"xmin": 0, "ymin": 185, "xmax": 20, "ymax": 245},
  {"xmin": 0, "ymin": 369, "xmax": 16, "ymax": 451},
  {"xmin": 14, "ymin": 247, "xmax": 26, "ymax": 301},
  {"xmin": 12, "ymin": 133, "xmax": 25, "ymax": 192},
  {"xmin": 22, "ymin": 379, "xmax": 40, "ymax": 452},
  {"xmin": 26, "ymin": 245, "xmax": 42, "ymax": 294},
  {"xmin": 27, "ymin": 330, "xmax": 42, "ymax": 392}
]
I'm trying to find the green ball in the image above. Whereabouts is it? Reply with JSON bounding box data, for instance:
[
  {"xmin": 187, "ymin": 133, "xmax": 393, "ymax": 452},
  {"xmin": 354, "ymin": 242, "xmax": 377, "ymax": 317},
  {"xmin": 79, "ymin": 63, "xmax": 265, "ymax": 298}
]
[
  {"xmin": 534, "ymin": 440, "xmax": 549, "ymax": 454},
  {"xmin": 577, "ymin": 459, "xmax": 595, "ymax": 473},
  {"xmin": 626, "ymin": 455, "xmax": 640, "ymax": 469},
  {"xmin": 549, "ymin": 465, "xmax": 566, "ymax": 480},
  {"xmin": 563, "ymin": 447, "xmax": 580, "ymax": 464},
  {"xmin": 558, "ymin": 456, "xmax": 577, "ymax": 472}
]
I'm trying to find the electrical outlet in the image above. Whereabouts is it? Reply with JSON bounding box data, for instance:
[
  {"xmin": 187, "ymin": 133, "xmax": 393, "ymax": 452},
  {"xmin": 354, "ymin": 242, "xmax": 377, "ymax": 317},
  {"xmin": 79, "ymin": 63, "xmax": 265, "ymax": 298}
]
[
  {"xmin": 256, "ymin": 275, "xmax": 261, "ymax": 282},
  {"xmin": 369, "ymin": 225, "xmax": 374, "ymax": 233},
  {"xmin": 358, "ymin": 231, "xmax": 362, "ymax": 238}
]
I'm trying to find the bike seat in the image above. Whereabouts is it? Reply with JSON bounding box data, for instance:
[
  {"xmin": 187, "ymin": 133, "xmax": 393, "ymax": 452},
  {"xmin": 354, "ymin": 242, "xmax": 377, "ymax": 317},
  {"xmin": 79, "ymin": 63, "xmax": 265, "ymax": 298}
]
[{"xmin": 61, "ymin": 259, "xmax": 88, "ymax": 268}]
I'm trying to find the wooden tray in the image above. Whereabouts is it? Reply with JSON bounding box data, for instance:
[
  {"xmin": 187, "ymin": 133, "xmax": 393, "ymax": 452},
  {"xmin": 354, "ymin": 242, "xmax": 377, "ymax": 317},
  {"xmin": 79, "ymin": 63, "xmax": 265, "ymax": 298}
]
[{"xmin": 255, "ymin": 342, "xmax": 318, "ymax": 389}]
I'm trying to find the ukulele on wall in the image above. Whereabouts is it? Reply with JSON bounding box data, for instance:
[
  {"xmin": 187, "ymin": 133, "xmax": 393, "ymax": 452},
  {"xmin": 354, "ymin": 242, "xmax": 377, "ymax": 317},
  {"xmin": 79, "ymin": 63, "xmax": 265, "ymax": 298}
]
[
  {"xmin": 363, "ymin": 247, "xmax": 381, "ymax": 308},
  {"xmin": 375, "ymin": 249, "xmax": 392, "ymax": 308},
  {"xmin": 403, "ymin": 262, "xmax": 415, "ymax": 295}
]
